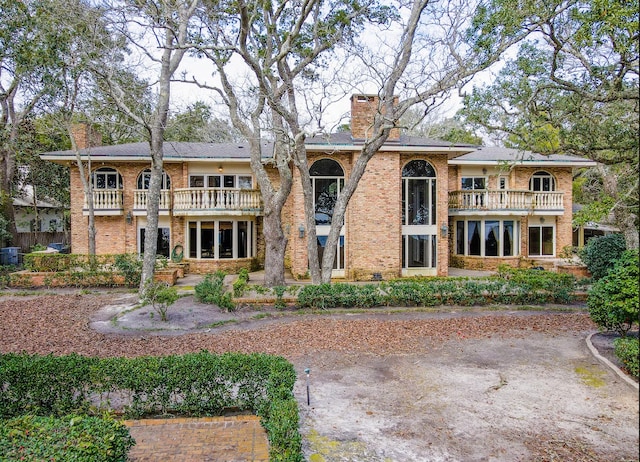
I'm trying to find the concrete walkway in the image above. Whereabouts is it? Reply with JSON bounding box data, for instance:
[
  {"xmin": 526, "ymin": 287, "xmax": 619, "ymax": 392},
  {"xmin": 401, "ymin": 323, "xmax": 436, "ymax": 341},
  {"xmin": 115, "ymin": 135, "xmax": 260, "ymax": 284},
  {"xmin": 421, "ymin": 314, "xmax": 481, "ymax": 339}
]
[{"xmin": 124, "ymin": 415, "xmax": 269, "ymax": 462}]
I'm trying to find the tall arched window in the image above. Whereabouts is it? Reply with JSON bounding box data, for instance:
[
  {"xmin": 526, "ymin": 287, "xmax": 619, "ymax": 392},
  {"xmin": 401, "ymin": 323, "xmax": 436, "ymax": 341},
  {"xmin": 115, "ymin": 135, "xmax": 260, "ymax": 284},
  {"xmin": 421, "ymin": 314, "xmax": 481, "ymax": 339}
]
[
  {"xmin": 310, "ymin": 159, "xmax": 345, "ymax": 273},
  {"xmin": 310, "ymin": 159, "xmax": 344, "ymax": 225},
  {"xmin": 529, "ymin": 171, "xmax": 556, "ymax": 191},
  {"xmin": 402, "ymin": 160, "xmax": 437, "ymax": 273},
  {"xmin": 92, "ymin": 167, "xmax": 122, "ymax": 189},
  {"xmin": 137, "ymin": 169, "xmax": 171, "ymax": 190}
]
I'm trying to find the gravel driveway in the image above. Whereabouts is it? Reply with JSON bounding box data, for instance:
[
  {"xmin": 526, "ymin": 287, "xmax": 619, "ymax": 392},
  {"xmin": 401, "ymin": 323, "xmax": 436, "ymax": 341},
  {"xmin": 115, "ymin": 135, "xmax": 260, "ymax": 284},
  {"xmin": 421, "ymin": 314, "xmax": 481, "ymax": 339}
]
[{"xmin": 0, "ymin": 292, "xmax": 638, "ymax": 461}]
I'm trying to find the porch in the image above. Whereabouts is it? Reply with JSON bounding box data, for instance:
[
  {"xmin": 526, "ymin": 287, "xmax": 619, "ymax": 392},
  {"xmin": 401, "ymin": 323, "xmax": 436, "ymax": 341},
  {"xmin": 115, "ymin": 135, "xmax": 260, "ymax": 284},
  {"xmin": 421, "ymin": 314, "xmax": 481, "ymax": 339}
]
[
  {"xmin": 448, "ymin": 190, "xmax": 564, "ymax": 215},
  {"xmin": 84, "ymin": 188, "xmax": 263, "ymax": 216}
]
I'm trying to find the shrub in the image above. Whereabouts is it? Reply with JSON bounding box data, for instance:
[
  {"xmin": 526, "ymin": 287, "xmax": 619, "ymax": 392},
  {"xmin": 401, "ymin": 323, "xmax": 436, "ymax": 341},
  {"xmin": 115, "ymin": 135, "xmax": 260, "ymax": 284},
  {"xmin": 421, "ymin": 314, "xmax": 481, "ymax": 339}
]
[
  {"xmin": 580, "ymin": 233, "xmax": 627, "ymax": 280},
  {"xmin": 195, "ymin": 271, "xmax": 235, "ymax": 311},
  {"xmin": 233, "ymin": 268, "xmax": 250, "ymax": 297},
  {"xmin": 614, "ymin": 337, "xmax": 639, "ymax": 378},
  {"xmin": 141, "ymin": 280, "xmax": 179, "ymax": 321},
  {"xmin": 0, "ymin": 352, "xmax": 302, "ymax": 461},
  {"xmin": 587, "ymin": 250, "xmax": 639, "ymax": 336},
  {"xmin": 114, "ymin": 253, "xmax": 142, "ymax": 287},
  {"xmin": 0, "ymin": 414, "xmax": 134, "ymax": 462}
]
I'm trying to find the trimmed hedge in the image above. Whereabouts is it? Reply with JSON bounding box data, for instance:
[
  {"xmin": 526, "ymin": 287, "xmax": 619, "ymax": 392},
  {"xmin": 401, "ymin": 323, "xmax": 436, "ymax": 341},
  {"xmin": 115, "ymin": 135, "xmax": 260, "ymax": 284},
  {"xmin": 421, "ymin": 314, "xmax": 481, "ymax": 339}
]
[
  {"xmin": 0, "ymin": 351, "xmax": 302, "ymax": 461},
  {"xmin": 296, "ymin": 269, "xmax": 578, "ymax": 309},
  {"xmin": 0, "ymin": 414, "xmax": 134, "ymax": 462},
  {"xmin": 614, "ymin": 337, "xmax": 639, "ymax": 378}
]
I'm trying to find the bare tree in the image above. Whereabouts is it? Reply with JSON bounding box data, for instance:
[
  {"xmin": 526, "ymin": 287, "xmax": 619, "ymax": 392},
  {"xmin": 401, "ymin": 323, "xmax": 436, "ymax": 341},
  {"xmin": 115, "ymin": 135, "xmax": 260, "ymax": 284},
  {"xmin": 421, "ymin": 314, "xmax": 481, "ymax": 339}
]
[
  {"xmin": 93, "ymin": 0, "xmax": 200, "ymax": 291},
  {"xmin": 194, "ymin": 0, "xmax": 536, "ymax": 284}
]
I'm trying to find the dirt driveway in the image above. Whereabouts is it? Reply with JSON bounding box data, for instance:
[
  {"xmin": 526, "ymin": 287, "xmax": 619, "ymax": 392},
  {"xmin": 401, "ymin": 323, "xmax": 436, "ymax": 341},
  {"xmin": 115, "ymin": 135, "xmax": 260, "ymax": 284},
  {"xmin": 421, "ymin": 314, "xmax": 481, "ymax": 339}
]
[{"xmin": 1, "ymin": 293, "xmax": 638, "ymax": 461}]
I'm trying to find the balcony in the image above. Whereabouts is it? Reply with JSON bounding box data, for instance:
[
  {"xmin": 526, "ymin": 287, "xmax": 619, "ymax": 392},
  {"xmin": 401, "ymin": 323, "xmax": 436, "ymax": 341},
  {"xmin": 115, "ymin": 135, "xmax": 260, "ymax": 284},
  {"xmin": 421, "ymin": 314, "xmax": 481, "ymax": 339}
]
[
  {"xmin": 83, "ymin": 190, "xmax": 123, "ymax": 215},
  {"xmin": 133, "ymin": 190, "xmax": 172, "ymax": 215},
  {"xmin": 173, "ymin": 188, "xmax": 263, "ymax": 216},
  {"xmin": 448, "ymin": 190, "xmax": 564, "ymax": 216}
]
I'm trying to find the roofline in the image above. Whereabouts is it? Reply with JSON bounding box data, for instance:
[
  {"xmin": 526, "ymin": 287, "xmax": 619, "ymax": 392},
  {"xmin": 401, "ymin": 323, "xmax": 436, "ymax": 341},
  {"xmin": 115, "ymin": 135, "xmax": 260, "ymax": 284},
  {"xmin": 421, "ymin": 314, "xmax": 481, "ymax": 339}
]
[
  {"xmin": 39, "ymin": 155, "xmax": 254, "ymax": 163},
  {"xmin": 448, "ymin": 159, "xmax": 597, "ymax": 167},
  {"xmin": 304, "ymin": 144, "xmax": 475, "ymax": 153}
]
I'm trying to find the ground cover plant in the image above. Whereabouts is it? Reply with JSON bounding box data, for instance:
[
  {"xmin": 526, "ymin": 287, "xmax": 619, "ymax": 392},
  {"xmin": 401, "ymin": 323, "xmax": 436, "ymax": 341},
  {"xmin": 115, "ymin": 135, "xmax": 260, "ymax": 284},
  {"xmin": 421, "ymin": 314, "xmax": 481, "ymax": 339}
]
[{"xmin": 0, "ymin": 351, "xmax": 302, "ymax": 461}]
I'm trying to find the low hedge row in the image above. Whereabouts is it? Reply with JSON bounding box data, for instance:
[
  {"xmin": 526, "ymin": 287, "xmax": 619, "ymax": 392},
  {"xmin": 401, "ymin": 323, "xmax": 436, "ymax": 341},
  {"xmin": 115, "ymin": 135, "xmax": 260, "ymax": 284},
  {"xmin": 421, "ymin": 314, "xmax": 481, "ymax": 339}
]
[
  {"xmin": 297, "ymin": 269, "xmax": 578, "ymax": 309},
  {"xmin": 0, "ymin": 414, "xmax": 134, "ymax": 461},
  {"xmin": 0, "ymin": 351, "xmax": 302, "ymax": 461}
]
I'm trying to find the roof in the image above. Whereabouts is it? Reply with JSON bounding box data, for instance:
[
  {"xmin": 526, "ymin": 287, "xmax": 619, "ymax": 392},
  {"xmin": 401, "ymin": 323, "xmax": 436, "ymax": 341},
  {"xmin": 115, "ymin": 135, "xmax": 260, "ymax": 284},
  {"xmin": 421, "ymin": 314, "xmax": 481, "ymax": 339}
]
[
  {"xmin": 40, "ymin": 141, "xmax": 274, "ymax": 163},
  {"xmin": 449, "ymin": 147, "xmax": 597, "ymax": 167},
  {"xmin": 40, "ymin": 139, "xmax": 595, "ymax": 168},
  {"xmin": 305, "ymin": 132, "xmax": 476, "ymax": 155},
  {"xmin": 13, "ymin": 195, "xmax": 63, "ymax": 209}
]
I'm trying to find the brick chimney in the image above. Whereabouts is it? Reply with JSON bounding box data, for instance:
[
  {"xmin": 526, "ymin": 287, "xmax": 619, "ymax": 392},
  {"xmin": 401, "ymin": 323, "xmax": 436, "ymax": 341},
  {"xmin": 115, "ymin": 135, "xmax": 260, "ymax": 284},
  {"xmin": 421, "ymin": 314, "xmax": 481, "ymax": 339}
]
[
  {"xmin": 71, "ymin": 123, "xmax": 102, "ymax": 150},
  {"xmin": 350, "ymin": 94, "xmax": 400, "ymax": 140}
]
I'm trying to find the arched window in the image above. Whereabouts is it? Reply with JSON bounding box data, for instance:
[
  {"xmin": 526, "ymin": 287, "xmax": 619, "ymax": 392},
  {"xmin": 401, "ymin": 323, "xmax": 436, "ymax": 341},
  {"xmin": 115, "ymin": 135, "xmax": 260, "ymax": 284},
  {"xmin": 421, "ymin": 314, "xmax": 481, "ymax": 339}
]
[
  {"xmin": 402, "ymin": 160, "xmax": 436, "ymax": 226},
  {"xmin": 529, "ymin": 171, "xmax": 556, "ymax": 191},
  {"xmin": 402, "ymin": 160, "xmax": 438, "ymax": 272},
  {"xmin": 137, "ymin": 169, "xmax": 171, "ymax": 190},
  {"xmin": 310, "ymin": 159, "xmax": 344, "ymax": 226},
  {"xmin": 92, "ymin": 167, "xmax": 122, "ymax": 189},
  {"xmin": 310, "ymin": 158, "xmax": 345, "ymax": 273}
]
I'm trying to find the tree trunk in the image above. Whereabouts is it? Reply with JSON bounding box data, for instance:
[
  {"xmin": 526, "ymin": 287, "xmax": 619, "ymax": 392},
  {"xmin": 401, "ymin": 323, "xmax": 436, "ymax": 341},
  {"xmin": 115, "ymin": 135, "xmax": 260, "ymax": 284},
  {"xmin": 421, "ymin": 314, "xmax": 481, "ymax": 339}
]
[{"xmin": 262, "ymin": 204, "xmax": 288, "ymax": 286}]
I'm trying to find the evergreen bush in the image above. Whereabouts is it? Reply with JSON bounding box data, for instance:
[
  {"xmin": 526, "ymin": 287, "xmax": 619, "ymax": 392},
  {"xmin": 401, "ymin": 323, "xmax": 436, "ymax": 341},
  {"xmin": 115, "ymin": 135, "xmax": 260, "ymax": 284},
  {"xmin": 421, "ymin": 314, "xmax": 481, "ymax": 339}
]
[{"xmin": 579, "ymin": 233, "xmax": 627, "ymax": 280}]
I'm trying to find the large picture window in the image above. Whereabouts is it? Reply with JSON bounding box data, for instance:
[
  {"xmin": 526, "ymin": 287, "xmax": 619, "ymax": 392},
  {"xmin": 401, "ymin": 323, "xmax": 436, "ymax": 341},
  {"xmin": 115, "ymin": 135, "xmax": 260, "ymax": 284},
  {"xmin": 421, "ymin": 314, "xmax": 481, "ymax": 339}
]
[
  {"xmin": 187, "ymin": 219, "xmax": 255, "ymax": 259},
  {"xmin": 456, "ymin": 219, "xmax": 519, "ymax": 257}
]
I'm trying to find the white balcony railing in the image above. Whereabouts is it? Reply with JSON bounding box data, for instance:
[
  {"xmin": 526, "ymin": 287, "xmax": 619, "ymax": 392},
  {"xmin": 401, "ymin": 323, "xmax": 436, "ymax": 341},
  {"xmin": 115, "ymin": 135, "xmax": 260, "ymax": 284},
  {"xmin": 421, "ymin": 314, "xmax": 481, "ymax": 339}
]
[
  {"xmin": 83, "ymin": 189, "xmax": 123, "ymax": 215},
  {"xmin": 173, "ymin": 188, "xmax": 263, "ymax": 214},
  {"xmin": 133, "ymin": 189, "xmax": 172, "ymax": 213},
  {"xmin": 448, "ymin": 190, "xmax": 564, "ymax": 213}
]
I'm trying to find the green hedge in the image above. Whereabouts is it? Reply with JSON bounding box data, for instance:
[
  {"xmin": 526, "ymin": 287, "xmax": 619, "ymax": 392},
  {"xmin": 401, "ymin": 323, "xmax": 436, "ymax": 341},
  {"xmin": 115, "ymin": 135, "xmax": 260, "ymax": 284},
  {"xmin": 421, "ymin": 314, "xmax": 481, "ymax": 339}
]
[
  {"xmin": 0, "ymin": 414, "xmax": 134, "ymax": 462},
  {"xmin": 614, "ymin": 337, "xmax": 639, "ymax": 378},
  {"xmin": 296, "ymin": 269, "xmax": 578, "ymax": 309},
  {"xmin": 0, "ymin": 352, "xmax": 302, "ymax": 461}
]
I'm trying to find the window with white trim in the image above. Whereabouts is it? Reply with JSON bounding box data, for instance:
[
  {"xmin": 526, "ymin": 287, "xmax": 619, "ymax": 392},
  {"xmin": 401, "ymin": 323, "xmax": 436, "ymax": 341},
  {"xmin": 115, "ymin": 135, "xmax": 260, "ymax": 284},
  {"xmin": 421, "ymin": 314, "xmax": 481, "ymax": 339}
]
[
  {"xmin": 455, "ymin": 219, "xmax": 519, "ymax": 257},
  {"xmin": 528, "ymin": 225, "xmax": 555, "ymax": 256},
  {"xmin": 461, "ymin": 177, "xmax": 486, "ymax": 190},
  {"xmin": 92, "ymin": 167, "xmax": 122, "ymax": 189},
  {"xmin": 188, "ymin": 219, "xmax": 255, "ymax": 259},
  {"xmin": 189, "ymin": 174, "xmax": 253, "ymax": 189},
  {"xmin": 529, "ymin": 171, "xmax": 556, "ymax": 191},
  {"xmin": 137, "ymin": 169, "xmax": 171, "ymax": 190}
]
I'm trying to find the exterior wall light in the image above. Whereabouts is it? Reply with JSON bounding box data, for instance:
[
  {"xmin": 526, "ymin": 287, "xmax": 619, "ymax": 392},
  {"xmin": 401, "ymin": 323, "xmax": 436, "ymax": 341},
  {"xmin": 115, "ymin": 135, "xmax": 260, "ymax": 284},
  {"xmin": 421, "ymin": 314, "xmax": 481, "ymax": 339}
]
[
  {"xmin": 218, "ymin": 165, "xmax": 223, "ymax": 172},
  {"xmin": 298, "ymin": 224, "xmax": 305, "ymax": 239},
  {"xmin": 440, "ymin": 223, "xmax": 448, "ymax": 238},
  {"xmin": 125, "ymin": 211, "xmax": 133, "ymax": 225}
]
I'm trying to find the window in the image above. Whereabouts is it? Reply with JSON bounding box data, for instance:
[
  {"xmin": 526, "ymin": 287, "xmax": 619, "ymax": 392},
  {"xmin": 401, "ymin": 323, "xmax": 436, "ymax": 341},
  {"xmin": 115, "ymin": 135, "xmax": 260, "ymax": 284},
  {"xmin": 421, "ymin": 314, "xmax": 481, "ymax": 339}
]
[
  {"xmin": 402, "ymin": 160, "xmax": 438, "ymax": 270},
  {"xmin": 456, "ymin": 219, "xmax": 519, "ymax": 257},
  {"xmin": 310, "ymin": 159, "xmax": 344, "ymax": 226},
  {"xmin": 402, "ymin": 160, "xmax": 436, "ymax": 226},
  {"xmin": 311, "ymin": 159, "xmax": 345, "ymax": 273},
  {"xmin": 461, "ymin": 177, "xmax": 486, "ymax": 190},
  {"xmin": 92, "ymin": 167, "xmax": 122, "ymax": 189},
  {"xmin": 529, "ymin": 225, "xmax": 554, "ymax": 256},
  {"xmin": 188, "ymin": 219, "xmax": 255, "ymax": 259},
  {"xmin": 529, "ymin": 171, "xmax": 556, "ymax": 191},
  {"xmin": 137, "ymin": 169, "xmax": 171, "ymax": 190},
  {"xmin": 189, "ymin": 174, "xmax": 253, "ymax": 189},
  {"xmin": 140, "ymin": 227, "xmax": 170, "ymax": 258}
]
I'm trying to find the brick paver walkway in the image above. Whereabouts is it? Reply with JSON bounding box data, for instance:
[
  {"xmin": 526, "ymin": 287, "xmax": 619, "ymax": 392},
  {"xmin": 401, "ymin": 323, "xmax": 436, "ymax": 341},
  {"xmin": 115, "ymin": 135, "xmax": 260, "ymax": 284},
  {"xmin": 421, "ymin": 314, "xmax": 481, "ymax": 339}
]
[{"xmin": 123, "ymin": 415, "xmax": 269, "ymax": 461}]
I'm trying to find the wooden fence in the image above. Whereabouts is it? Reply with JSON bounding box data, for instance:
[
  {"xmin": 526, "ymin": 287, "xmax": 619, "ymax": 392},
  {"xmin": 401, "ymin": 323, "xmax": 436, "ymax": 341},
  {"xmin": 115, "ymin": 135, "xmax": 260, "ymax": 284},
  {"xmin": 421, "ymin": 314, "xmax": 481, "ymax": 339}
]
[{"xmin": 11, "ymin": 231, "xmax": 69, "ymax": 253}]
